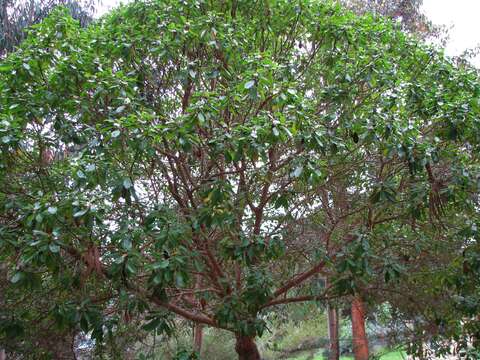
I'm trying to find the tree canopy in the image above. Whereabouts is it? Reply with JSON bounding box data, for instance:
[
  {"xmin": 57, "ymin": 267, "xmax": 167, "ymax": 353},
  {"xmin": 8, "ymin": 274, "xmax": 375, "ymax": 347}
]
[{"xmin": 0, "ymin": 0, "xmax": 479, "ymax": 359}]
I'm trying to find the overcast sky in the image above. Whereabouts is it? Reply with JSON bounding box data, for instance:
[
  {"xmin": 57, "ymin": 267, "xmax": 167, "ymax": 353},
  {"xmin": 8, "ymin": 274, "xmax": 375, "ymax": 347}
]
[
  {"xmin": 423, "ymin": 0, "xmax": 480, "ymax": 65},
  {"xmin": 98, "ymin": 0, "xmax": 480, "ymax": 66}
]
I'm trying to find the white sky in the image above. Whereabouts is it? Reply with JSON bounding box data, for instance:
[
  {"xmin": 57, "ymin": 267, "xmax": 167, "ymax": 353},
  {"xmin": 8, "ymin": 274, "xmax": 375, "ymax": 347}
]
[
  {"xmin": 422, "ymin": 0, "xmax": 480, "ymax": 65},
  {"xmin": 97, "ymin": 0, "xmax": 480, "ymax": 66}
]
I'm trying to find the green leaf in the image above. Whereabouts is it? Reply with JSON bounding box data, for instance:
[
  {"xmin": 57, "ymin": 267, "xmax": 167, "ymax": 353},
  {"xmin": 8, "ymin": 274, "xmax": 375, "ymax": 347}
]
[
  {"xmin": 49, "ymin": 243, "xmax": 60, "ymax": 253},
  {"xmin": 80, "ymin": 315, "xmax": 89, "ymax": 333},
  {"xmin": 125, "ymin": 260, "xmax": 137, "ymax": 275},
  {"xmin": 115, "ymin": 105, "xmax": 126, "ymax": 114},
  {"xmin": 111, "ymin": 130, "xmax": 121, "ymax": 138},
  {"xmin": 274, "ymin": 194, "xmax": 289, "ymax": 209},
  {"xmin": 123, "ymin": 178, "xmax": 133, "ymax": 189},
  {"xmin": 35, "ymin": 213, "xmax": 43, "ymax": 223},
  {"xmin": 0, "ymin": 64, "xmax": 12, "ymax": 72},
  {"xmin": 152, "ymin": 259, "xmax": 170, "ymax": 270},
  {"xmin": 77, "ymin": 169, "xmax": 87, "ymax": 179},
  {"xmin": 10, "ymin": 272, "xmax": 24, "ymax": 284},
  {"xmin": 291, "ymin": 165, "xmax": 303, "ymax": 178},
  {"xmin": 122, "ymin": 237, "xmax": 132, "ymax": 251},
  {"xmin": 73, "ymin": 209, "xmax": 88, "ymax": 218},
  {"xmin": 142, "ymin": 318, "xmax": 160, "ymax": 331},
  {"xmin": 244, "ymin": 80, "xmax": 255, "ymax": 89}
]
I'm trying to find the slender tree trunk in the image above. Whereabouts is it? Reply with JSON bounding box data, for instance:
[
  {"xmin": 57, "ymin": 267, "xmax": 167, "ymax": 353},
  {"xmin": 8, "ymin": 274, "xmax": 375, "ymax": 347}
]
[
  {"xmin": 0, "ymin": 348, "xmax": 5, "ymax": 360},
  {"xmin": 351, "ymin": 296, "xmax": 369, "ymax": 360},
  {"xmin": 193, "ymin": 324, "xmax": 203, "ymax": 354},
  {"xmin": 327, "ymin": 303, "xmax": 340, "ymax": 360},
  {"xmin": 235, "ymin": 335, "xmax": 260, "ymax": 360},
  {"xmin": 192, "ymin": 274, "xmax": 204, "ymax": 354}
]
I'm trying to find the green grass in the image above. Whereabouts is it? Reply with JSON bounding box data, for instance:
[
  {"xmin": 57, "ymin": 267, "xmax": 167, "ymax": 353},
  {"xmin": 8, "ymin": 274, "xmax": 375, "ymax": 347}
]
[
  {"xmin": 337, "ymin": 351, "xmax": 406, "ymax": 359},
  {"xmin": 289, "ymin": 350, "xmax": 406, "ymax": 360},
  {"xmin": 377, "ymin": 350, "xmax": 407, "ymax": 360}
]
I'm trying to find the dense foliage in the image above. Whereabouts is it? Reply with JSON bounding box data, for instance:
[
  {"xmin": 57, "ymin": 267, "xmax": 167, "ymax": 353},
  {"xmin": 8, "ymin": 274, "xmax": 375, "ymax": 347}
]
[{"xmin": 0, "ymin": 0, "xmax": 479, "ymax": 358}]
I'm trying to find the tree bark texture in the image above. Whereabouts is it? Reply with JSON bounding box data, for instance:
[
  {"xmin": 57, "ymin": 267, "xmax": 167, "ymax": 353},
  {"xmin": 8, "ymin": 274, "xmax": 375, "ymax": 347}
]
[
  {"xmin": 193, "ymin": 324, "xmax": 204, "ymax": 354},
  {"xmin": 235, "ymin": 335, "xmax": 261, "ymax": 360},
  {"xmin": 351, "ymin": 296, "xmax": 369, "ymax": 360},
  {"xmin": 327, "ymin": 303, "xmax": 340, "ymax": 360}
]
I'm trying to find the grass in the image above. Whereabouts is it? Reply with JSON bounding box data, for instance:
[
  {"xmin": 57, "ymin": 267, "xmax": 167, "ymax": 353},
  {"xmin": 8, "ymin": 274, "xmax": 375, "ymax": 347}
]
[
  {"xmin": 288, "ymin": 350, "xmax": 406, "ymax": 360},
  {"xmin": 339, "ymin": 350, "xmax": 406, "ymax": 359},
  {"xmin": 377, "ymin": 350, "xmax": 407, "ymax": 360}
]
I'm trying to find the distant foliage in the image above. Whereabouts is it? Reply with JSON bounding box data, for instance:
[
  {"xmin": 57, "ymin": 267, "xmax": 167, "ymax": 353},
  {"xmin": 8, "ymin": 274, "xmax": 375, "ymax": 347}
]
[
  {"xmin": 343, "ymin": 0, "xmax": 440, "ymax": 38},
  {"xmin": 0, "ymin": 0, "xmax": 97, "ymax": 56}
]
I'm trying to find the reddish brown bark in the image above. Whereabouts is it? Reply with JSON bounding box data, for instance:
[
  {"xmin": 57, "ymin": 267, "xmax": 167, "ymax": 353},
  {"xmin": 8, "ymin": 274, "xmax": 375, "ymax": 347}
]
[
  {"xmin": 151, "ymin": 297, "xmax": 216, "ymax": 327},
  {"xmin": 351, "ymin": 296, "xmax": 369, "ymax": 360},
  {"xmin": 193, "ymin": 324, "xmax": 203, "ymax": 354},
  {"xmin": 273, "ymin": 260, "xmax": 326, "ymax": 298},
  {"xmin": 235, "ymin": 335, "xmax": 260, "ymax": 360},
  {"xmin": 327, "ymin": 303, "xmax": 340, "ymax": 360}
]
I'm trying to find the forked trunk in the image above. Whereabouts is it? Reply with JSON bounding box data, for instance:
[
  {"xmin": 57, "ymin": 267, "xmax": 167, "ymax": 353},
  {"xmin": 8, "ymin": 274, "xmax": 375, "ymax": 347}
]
[
  {"xmin": 235, "ymin": 335, "xmax": 261, "ymax": 360},
  {"xmin": 327, "ymin": 303, "xmax": 340, "ymax": 360},
  {"xmin": 351, "ymin": 296, "xmax": 369, "ymax": 360}
]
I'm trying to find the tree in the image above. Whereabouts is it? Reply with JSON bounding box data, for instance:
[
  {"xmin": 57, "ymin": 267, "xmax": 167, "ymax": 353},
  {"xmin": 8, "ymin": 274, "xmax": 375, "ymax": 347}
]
[
  {"xmin": 367, "ymin": 205, "xmax": 480, "ymax": 358},
  {"xmin": 322, "ymin": 3, "xmax": 444, "ymax": 357},
  {"xmin": 326, "ymin": 278, "xmax": 340, "ymax": 360},
  {"xmin": 1, "ymin": 1, "xmax": 479, "ymax": 359},
  {"xmin": 342, "ymin": 0, "xmax": 438, "ymax": 38},
  {"xmin": 1, "ymin": 0, "xmax": 97, "ymax": 57},
  {"xmin": 1, "ymin": 1, "xmax": 99, "ymax": 358}
]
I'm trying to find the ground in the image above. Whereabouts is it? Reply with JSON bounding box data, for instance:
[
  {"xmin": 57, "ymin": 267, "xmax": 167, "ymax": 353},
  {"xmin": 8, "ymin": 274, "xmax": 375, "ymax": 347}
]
[{"xmin": 288, "ymin": 350, "xmax": 406, "ymax": 360}]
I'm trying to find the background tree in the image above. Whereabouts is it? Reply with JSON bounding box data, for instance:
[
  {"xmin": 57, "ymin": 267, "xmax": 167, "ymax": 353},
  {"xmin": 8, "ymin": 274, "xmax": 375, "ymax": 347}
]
[
  {"xmin": 307, "ymin": 1, "xmax": 447, "ymax": 357},
  {"xmin": 0, "ymin": 1, "xmax": 479, "ymax": 359},
  {"xmin": 342, "ymin": 0, "xmax": 438, "ymax": 38},
  {"xmin": 1, "ymin": 0, "xmax": 99, "ymax": 357},
  {"xmin": 1, "ymin": 0, "xmax": 97, "ymax": 57},
  {"xmin": 327, "ymin": 1, "xmax": 478, "ymax": 358}
]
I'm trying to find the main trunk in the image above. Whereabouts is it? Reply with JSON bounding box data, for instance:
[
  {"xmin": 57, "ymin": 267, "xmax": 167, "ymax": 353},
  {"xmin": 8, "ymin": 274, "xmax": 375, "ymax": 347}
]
[
  {"xmin": 351, "ymin": 296, "xmax": 369, "ymax": 360},
  {"xmin": 327, "ymin": 303, "xmax": 340, "ymax": 360},
  {"xmin": 235, "ymin": 335, "xmax": 261, "ymax": 360}
]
